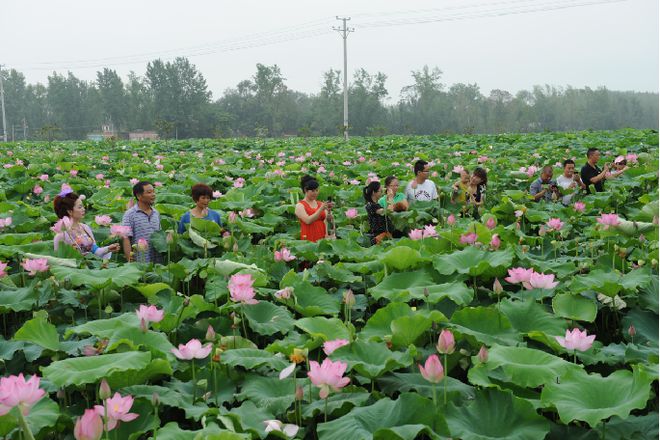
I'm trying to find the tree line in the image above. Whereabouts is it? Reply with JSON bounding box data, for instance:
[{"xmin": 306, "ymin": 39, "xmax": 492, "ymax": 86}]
[{"xmin": 1, "ymin": 58, "xmax": 657, "ymax": 140}]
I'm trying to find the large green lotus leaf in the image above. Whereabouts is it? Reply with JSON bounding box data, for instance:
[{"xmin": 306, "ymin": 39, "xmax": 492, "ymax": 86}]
[
  {"xmin": 309, "ymin": 262, "xmax": 362, "ymax": 283},
  {"xmin": 370, "ymin": 268, "xmax": 472, "ymax": 305},
  {"xmin": 603, "ymin": 413, "xmax": 659, "ymax": 440},
  {"xmin": 42, "ymin": 351, "xmax": 152, "ymax": 387},
  {"xmin": 621, "ymin": 308, "xmax": 658, "ymax": 345},
  {"xmin": 552, "ymin": 293, "xmax": 598, "ymax": 322},
  {"xmin": 110, "ymin": 399, "xmax": 159, "ymax": 440},
  {"xmin": 154, "ymin": 422, "xmax": 230, "ymax": 440},
  {"xmin": 360, "ymin": 302, "xmax": 416, "ymax": 341},
  {"xmin": 380, "ymin": 245, "xmax": 427, "ymax": 271},
  {"xmin": 106, "ymin": 326, "xmax": 175, "ymax": 358},
  {"xmin": 540, "ymin": 365, "xmax": 654, "ymax": 428},
  {"xmin": 13, "ymin": 311, "xmax": 60, "ymax": 351},
  {"xmin": 221, "ymin": 348, "xmax": 289, "ymax": 371},
  {"xmin": 236, "ymin": 374, "xmax": 296, "ymax": 415},
  {"xmin": 570, "ymin": 270, "xmax": 621, "ymax": 296},
  {"xmin": 294, "ymin": 317, "xmax": 350, "ymax": 341},
  {"xmin": 482, "ymin": 345, "xmax": 581, "ymax": 388},
  {"xmin": 432, "ymin": 247, "xmax": 513, "ymax": 277},
  {"xmin": 377, "ymin": 372, "xmax": 475, "ymax": 402},
  {"xmin": 0, "ymin": 398, "xmax": 61, "ymax": 438},
  {"xmin": 619, "ymin": 267, "xmax": 654, "ymax": 292},
  {"xmin": 390, "ymin": 314, "xmax": 432, "ymax": 349},
  {"xmin": 133, "ymin": 282, "xmax": 175, "ymax": 300},
  {"xmin": 499, "ymin": 298, "xmax": 566, "ymax": 336},
  {"xmin": 66, "ymin": 313, "xmax": 138, "ymax": 338},
  {"xmin": 317, "ymin": 393, "xmax": 448, "ymax": 440},
  {"xmin": 50, "ymin": 264, "xmax": 143, "ymax": 289},
  {"xmin": 21, "ymin": 251, "xmax": 77, "ymax": 268},
  {"xmin": 302, "ymin": 387, "xmax": 371, "ymax": 418},
  {"xmin": 290, "ymin": 280, "xmax": 340, "ymax": 317},
  {"xmin": 450, "ymin": 306, "xmax": 521, "ymax": 346},
  {"xmin": 224, "ymin": 400, "xmax": 275, "ymax": 439},
  {"xmin": 243, "ymin": 301, "xmax": 294, "ymax": 336},
  {"xmin": 0, "ymin": 286, "xmax": 39, "ymax": 312},
  {"xmin": 213, "ymin": 259, "xmax": 265, "ymax": 277},
  {"xmin": 446, "ymin": 388, "xmax": 550, "ymax": 440},
  {"xmin": 191, "ymin": 216, "xmax": 223, "ymax": 234},
  {"xmin": 329, "ymin": 340, "xmax": 413, "ymax": 379}
]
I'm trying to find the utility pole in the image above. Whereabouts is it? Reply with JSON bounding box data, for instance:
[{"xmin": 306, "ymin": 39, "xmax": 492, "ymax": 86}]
[
  {"xmin": 23, "ymin": 118, "xmax": 27, "ymax": 140},
  {"xmin": 0, "ymin": 65, "xmax": 7, "ymax": 142},
  {"xmin": 333, "ymin": 17, "xmax": 353, "ymax": 141}
]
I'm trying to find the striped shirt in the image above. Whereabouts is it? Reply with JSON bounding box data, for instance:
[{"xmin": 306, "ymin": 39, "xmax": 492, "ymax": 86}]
[{"xmin": 122, "ymin": 204, "xmax": 161, "ymax": 263}]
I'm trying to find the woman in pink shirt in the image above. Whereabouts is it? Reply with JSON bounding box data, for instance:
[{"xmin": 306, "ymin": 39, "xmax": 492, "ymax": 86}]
[{"xmin": 53, "ymin": 187, "xmax": 119, "ymax": 258}]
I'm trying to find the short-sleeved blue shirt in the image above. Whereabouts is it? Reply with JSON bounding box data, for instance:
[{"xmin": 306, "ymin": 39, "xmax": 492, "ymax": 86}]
[
  {"xmin": 122, "ymin": 205, "xmax": 162, "ymax": 263},
  {"xmin": 178, "ymin": 210, "xmax": 223, "ymax": 234}
]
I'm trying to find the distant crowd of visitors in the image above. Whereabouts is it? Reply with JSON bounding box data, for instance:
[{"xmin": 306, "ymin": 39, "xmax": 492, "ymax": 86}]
[{"xmin": 50, "ymin": 146, "xmax": 629, "ymax": 261}]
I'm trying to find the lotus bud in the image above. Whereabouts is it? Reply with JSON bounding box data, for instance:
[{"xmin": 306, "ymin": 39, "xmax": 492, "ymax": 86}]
[
  {"xmin": 213, "ymin": 347, "xmax": 222, "ymax": 362},
  {"xmin": 477, "ymin": 345, "xmax": 488, "ymax": 363},
  {"xmin": 295, "ymin": 385, "xmax": 304, "ymax": 401},
  {"xmin": 104, "ymin": 305, "xmax": 113, "ymax": 314},
  {"xmin": 436, "ymin": 329, "xmax": 455, "ymax": 354},
  {"xmin": 342, "ymin": 289, "xmax": 356, "ymax": 306},
  {"xmin": 233, "ymin": 242, "xmax": 239, "ymax": 253},
  {"xmin": 151, "ymin": 392, "xmax": 160, "ymax": 407},
  {"xmin": 183, "ymin": 296, "xmax": 190, "ymax": 307},
  {"xmin": 459, "ymin": 348, "xmax": 470, "ymax": 356},
  {"xmin": 423, "ymin": 287, "xmax": 430, "ymax": 298},
  {"xmin": 493, "ymin": 278, "xmax": 503, "ymax": 295},
  {"xmin": 628, "ymin": 324, "xmax": 636, "ymax": 338},
  {"xmin": 232, "ymin": 313, "xmax": 241, "ymax": 326},
  {"xmin": 637, "ymin": 260, "xmax": 646, "ymax": 267},
  {"xmin": 206, "ymin": 325, "xmax": 216, "ymax": 341},
  {"xmin": 56, "ymin": 389, "xmax": 65, "ymax": 400},
  {"xmin": 166, "ymin": 232, "xmax": 174, "ymax": 244},
  {"xmin": 99, "ymin": 379, "xmax": 111, "ymax": 400},
  {"xmin": 652, "ymin": 259, "xmax": 658, "ymax": 268}
]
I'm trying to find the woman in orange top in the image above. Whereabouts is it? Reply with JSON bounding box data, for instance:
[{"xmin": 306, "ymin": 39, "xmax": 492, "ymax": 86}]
[{"xmin": 295, "ymin": 175, "xmax": 333, "ymax": 242}]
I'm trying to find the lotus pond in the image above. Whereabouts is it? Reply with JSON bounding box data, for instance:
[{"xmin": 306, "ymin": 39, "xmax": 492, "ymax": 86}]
[{"xmin": 0, "ymin": 129, "xmax": 658, "ymax": 439}]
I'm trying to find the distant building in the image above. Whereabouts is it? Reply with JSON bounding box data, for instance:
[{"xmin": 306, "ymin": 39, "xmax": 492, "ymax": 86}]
[
  {"xmin": 129, "ymin": 130, "xmax": 159, "ymax": 141},
  {"xmin": 86, "ymin": 133, "xmax": 104, "ymax": 141}
]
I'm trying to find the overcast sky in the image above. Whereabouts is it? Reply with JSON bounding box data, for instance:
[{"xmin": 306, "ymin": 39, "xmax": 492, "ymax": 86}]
[{"xmin": 2, "ymin": 0, "xmax": 658, "ymax": 101}]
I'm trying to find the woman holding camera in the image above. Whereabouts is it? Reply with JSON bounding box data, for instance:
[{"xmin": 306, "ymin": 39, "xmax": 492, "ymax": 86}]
[{"xmin": 295, "ymin": 175, "xmax": 334, "ymax": 242}]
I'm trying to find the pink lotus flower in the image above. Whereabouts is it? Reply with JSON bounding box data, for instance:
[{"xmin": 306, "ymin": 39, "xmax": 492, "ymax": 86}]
[
  {"xmin": 233, "ymin": 178, "xmax": 246, "ymax": 188},
  {"xmin": 109, "ymin": 225, "xmax": 131, "ymax": 238},
  {"xmin": 514, "ymin": 210, "xmax": 524, "ymax": 218},
  {"xmin": 264, "ymin": 420, "xmax": 299, "ymax": 437},
  {"xmin": 348, "ymin": 179, "xmax": 360, "ymax": 185},
  {"xmin": 21, "ymin": 258, "xmax": 49, "ymax": 276},
  {"xmin": 485, "ymin": 217, "xmax": 496, "ymax": 229},
  {"xmin": 573, "ymin": 201, "xmax": 586, "ymax": 213},
  {"xmin": 70, "ymin": 169, "xmax": 79, "ymax": 177},
  {"xmin": 38, "ymin": 174, "xmax": 49, "ymax": 181},
  {"xmin": 418, "ymin": 354, "xmax": 445, "ymax": 383},
  {"xmin": 477, "ymin": 346, "xmax": 489, "ymax": 363},
  {"xmin": 155, "ymin": 164, "xmax": 164, "ymax": 171},
  {"xmin": 0, "ymin": 262, "xmax": 7, "ymax": 278},
  {"xmin": 345, "ymin": 208, "xmax": 358, "ymax": 219},
  {"xmin": 104, "ymin": 180, "xmax": 111, "ymax": 188},
  {"xmin": 460, "ymin": 232, "xmax": 477, "ymax": 245},
  {"xmin": 33, "ymin": 184, "xmax": 43, "ymax": 195},
  {"xmin": 171, "ymin": 339, "xmax": 212, "ymax": 360},
  {"xmin": 493, "ymin": 278, "xmax": 503, "ymax": 295},
  {"xmin": 0, "ymin": 373, "xmax": 46, "ymax": 416},
  {"xmin": 408, "ymin": 229, "xmax": 424, "ymax": 240},
  {"xmin": 154, "ymin": 181, "xmax": 163, "ymax": 187},
  {"xmin": 490, "ymin": 234, "xmax": 501, "ymax": 249},
  {"xmin": 94, "ymin": 392, "xmax": 139, "ymax": 430},
  {"xmin": 597, "ymin": 213, "xmax": 620, "ymax": 229},
  {"xmin": 51, "ymin": 216, "xmax": 72, "ymax": 234},
  {"xmin": 136, "ymin": 238, "xmax": 149, "ymax": 252},
  {"xmin": 136, "ymin": 305, "xmax": 164, "ymax": 331},
  {"xmin": 626, "ymin": 153, "xmax": 638, "ymax": 163},
  {"xmin": 436, "ymin": 329, "xmax": 455, "ymax": 354},
  {"xmin": 422, "ymin": 224, "xmax": 438, "ymax": 238},
  {"xmin": 343, "ymin": 161, "xmax": 352, "ymax": 166},
  {"xmin": 452, "ymin": 165, "xmax": 464, "ymax": 174},
  {"xmin": 504, "ymin": 267, "xmax": 534, "ymax": 284},
  {"xmin": 129, "ymin": 178, "xmax": 139, "ymax": 185},
  {"xmin": 74, "ymin": 408, "xmax": 104, "ymax": 440},
  {"xmin": 323, "ymin": 339, "xmax": 350, "ymax": 356},
  {"xmin": 228, "ymin": 211, "xmax": 238, "ymax": 223},
  {"xmin": 94, "ymin": 215, "xmax": 112, "ymax": 226},
  {"xmin": 212, "ymin": 191, "xmax": 222, "ymax": 199},
  {"xmin": 358, "ymin": 156, "xmax": 366, "ymax": 162},
  {"xmin": 307, "ymin": 358, "xmax": 350, "ymax": 399},
  {"xmin": 546, "ymin": 218, "xmax": 564, "ymax": 231},
  {"xmin": 526, "ymin": 166, "xmax": 538, "ymax": 177},
  {"xmin": 240, "ymin": 208, "xmax": 255, "ymax": 218},
  {"xmin": 95, "ymin": 173, "xmax": 104, "ymax": 180},
  {"xmin": 555, "ymin": 328, "xmax": 596, "ymax": 352},
  {"xmin": 478, "ymin": 156, "xmax": 488, "ymax": 163},
  {"xmin": 274, "ymin": 248, "xmax": 295, "ymax": 262},
  {"xmin": 525, "ymin": 272, "xmax": 559, "ymax": 290},
  {"xmin": 447, "ymin": 214, "xmax": 456, "ymax": 226},
  {"xmin": 228, "ymin": 273, "xmax": 257, "ymax": 304}
]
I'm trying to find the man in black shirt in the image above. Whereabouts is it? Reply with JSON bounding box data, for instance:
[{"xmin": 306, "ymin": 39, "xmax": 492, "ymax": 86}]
[{"xmin": 580, "ymin": 148, "xmax": 610, "ymax": 194}]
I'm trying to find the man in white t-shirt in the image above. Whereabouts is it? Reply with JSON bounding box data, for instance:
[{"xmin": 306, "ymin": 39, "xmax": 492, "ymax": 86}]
[
  {"xmin": 556, "ymin": 159, "xmax": 586, "ymax": 205},
  {"xmin": 405, "ymin": 160, "xmax": 438, "ymax": 202}
]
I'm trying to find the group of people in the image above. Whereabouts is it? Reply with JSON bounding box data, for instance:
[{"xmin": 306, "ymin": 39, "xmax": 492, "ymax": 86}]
[
  {"xmin": 50, "ymin": 147, "xmax": 632, "ymax": 261},
  {"xmin": 530, "ymin": 148, "xmax": 629, "ymax": 205}
]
